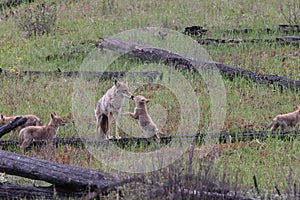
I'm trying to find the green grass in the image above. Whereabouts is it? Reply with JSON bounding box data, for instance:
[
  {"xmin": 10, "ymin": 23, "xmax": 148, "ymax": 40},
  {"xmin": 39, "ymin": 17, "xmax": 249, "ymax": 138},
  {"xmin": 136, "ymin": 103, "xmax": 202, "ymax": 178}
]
[
  {"xmin": 1, "ymin": 0, "xmax": 300, "ymax": 197},
  {"xmin": 215, "ymin": 136, "xmax": 300, "ymax": 191}
]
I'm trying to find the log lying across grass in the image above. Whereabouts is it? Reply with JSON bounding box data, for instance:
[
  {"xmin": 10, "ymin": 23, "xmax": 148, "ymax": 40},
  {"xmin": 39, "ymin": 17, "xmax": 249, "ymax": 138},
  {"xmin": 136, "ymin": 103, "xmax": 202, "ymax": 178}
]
[
  {"xmin": 0, "ymin": 68, "xmax": 163, "ymax": 82},
  {"xmin": 98, "ymin": 38, "xmax": 300, "ymax": 90},
  {"xmin": 225, "ymin": 26, "xmax": 300, "ymax": 34},
  {"xmin": 0, "ymin": 117, "xmax": 27, "ymax": 138},
  {"xmin": 198, "ymin": 36, "xmax": 300, "ymax": 45},
  {"xmin": 276, "ymin": 36, "xmax": 300, "ymax": 45},
  {"xmin": 0, "ymin": 182, "xmax": 87, "ymax": 199},
  {"xmin": 0, "ymin": 136, "xmax": 172, "ymax": 151},
  {"xmin": 0, "ymin": 150, "xmax": 128, "ymax": 199},
  {"xmin": 1, "ymin": 129, "xmax": 299, "ymax": 151},
  {"xmin": 0, "ymin": 149, "xmax": 258, "ymax": 200}
]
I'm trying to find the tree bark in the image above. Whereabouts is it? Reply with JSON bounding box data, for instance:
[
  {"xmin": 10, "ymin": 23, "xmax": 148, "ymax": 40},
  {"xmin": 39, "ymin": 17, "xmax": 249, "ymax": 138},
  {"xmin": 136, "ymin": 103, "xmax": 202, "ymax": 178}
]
[
  {"xmin": 0, "ymin": 130, "xmax": 299, "ymax": 151},
  {"xmin": 0, "ymin": 69, "xmax": 162, "ymax": 82},
  {"xmin": 0, "ymin": 182, "xmax": 87, "ymax": 199},
  {"xmin": 98, "ymin": 38, "xmax": 300, "ymax": 90},
  {"xmin": 276, "ymin": 36, "xmax": 300, "ymax": 45},
  {"xmin": 0, "ymin": 150, "xmax": 122, "ymax": 191},
  {"xmin": 0, "ymin": 137, "xmax": 172, "ymax": 151},
  {"xmin": 0, "ymin": 117, "xmax": 27, "ymax": 138}
]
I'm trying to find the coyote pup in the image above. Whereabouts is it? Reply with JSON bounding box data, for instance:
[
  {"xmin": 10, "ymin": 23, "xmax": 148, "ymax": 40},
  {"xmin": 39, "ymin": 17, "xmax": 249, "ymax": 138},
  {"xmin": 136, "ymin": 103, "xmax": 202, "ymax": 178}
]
[
  {"xmin": 269, "ymin": 103, "xmax": 300, "ymax": 131},
  {"xmin": 95, "ymin": 79, "xmax": 133, "ymax": 139},
  {"xmin": 0, "ymin": 114, "xmax": 43, "ymax": 138},
  {"xmin": 18, "ymin": 113, "xmax": 67, "ymax": 150},
  {"xmin": 123, "ymin": 95, "xmax": 165, "ymax": 139}
]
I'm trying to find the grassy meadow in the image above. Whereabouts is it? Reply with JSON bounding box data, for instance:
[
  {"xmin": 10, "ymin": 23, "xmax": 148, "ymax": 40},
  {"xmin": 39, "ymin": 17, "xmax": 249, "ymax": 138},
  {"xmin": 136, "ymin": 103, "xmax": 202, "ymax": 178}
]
[{"xmin": 0, "ymin": 0, "xmax": 300, "ymax": 198}]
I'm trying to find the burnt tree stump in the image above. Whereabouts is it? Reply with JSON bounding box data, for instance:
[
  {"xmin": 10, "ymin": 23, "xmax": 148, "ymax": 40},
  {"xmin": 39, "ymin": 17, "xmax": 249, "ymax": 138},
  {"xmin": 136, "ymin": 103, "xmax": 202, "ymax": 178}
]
[
  {"xmin": 0, "ymin": 117, "xmax": 27, "ymax": 138},
  {"xmin": 98, "ymin": 37, "xmax": 300, "ymax": 91}
]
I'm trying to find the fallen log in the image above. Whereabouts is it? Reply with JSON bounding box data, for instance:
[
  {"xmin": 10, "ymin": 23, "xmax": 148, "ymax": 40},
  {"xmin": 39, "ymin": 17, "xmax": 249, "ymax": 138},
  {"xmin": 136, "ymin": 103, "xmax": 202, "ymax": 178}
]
[
  {"xmin": 0, "ymin": 182, "xmax": 87, "ymax": 199},
  {"xmin": 276, "ymin": 36, "xmax": 300, "ymax": 45},
  {"xmin": 278, "ymin": 24, "xmax": 300, "ymax": 33},
  {"xmin": 225, "ymin": 28, "xmax": 273, "ymax": 34},
  {"xmin": 0, "ymin": 150, "xmax": 125, "ymax": 196},
  {"xmin": 0, "ymin": 117, "xmax": 27, "ymax": 138},
  {"xmin": 0, "ymin": 69, "xmax": 162, "ymax": 82},
  {"xmin": 1, "ymin": 129, "xmax": 299, "ymax": 151},
  {"xmin": 98, "ymin": 38, "xmax": 300, "ymax": 90},
  {"xmin": 198, "ymin": 37, "xmax": 299, "ymax": 45},
  {"xmin": 0, "ymin": 136, "xmax": 172, "ymax": 151},
  {"xmin": 184, "ymin": 26, "xmax": 208, "ymax": 37}
]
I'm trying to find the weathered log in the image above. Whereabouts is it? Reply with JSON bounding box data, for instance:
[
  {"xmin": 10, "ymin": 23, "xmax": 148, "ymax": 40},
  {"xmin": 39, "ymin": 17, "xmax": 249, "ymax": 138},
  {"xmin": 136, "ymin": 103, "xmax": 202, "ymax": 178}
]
[
  {"xmin": 1, "ymin": 128, "xmax": 299, "ymax": 151},
  {"xmin": 0, "ymin": 150, "xmax": 123, "ymax": 192},
  {"xmin": 225, "ymin": 28, "xmax": 273, "ymax": 34},
  {"xmin": 0, "ymin": 182, "xmax": 88, "ymax": 199},
  {"xmin": 0, "ymin": 69, "xmax": 162, "ymax": 82},
  {"xmin": 0, "ymin": 136, "xmax": 172, "ymax": 151},
  {"xmin": 184, "ymin": 26, "xmax": 208, "ymax": 37},
  {"xmin": 278, "ymin": 24, "xmax": 300, "ymax": 33},
  {"xmin": 276, "ymin": 36, "xmax": 300, "ymax": 45},
  {"xmin": 198, "ymin": 37, "xmax": 299, "ymax": 45},
  {"xmin": 98, "ymin": 37, "xmax": 300, "ymax": 90},
  {"xmin": 0, "ymin": 117, "xmax": 27, "ymax": 138}
]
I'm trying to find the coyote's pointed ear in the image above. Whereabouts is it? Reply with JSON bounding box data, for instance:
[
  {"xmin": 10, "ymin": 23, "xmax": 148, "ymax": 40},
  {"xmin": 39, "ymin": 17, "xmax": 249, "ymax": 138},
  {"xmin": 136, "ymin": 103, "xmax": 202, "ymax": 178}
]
[
  {"xmin": 53, "ymin": 112, "xmax": 57, "ymax": 116},
  {"xmin": 51, "ymin": 113, "xmax": 55, "ymax": 119},
  {"xmin": 292, "ymin": 101, "xmax": 299, "ymax": 109},
  {"xmin": 0, "ymin": 114, "xmax": 3, "ymax": 119}
]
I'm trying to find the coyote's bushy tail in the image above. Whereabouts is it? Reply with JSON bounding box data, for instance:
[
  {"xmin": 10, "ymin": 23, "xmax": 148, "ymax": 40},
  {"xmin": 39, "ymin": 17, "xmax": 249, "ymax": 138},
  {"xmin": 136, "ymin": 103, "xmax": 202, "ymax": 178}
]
[
  {"xmin": 100, "ymin": 114, "xmax": 108, "ymax": 134},
  {"xmin": 18, "ymin": 130, "xmax": 24, "ymax": 144}
]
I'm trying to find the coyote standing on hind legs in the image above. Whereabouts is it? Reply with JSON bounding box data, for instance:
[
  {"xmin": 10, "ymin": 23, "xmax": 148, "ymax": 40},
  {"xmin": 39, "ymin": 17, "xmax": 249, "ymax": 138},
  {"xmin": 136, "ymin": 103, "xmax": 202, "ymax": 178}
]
[
  {"xmin": 123, "ymin": 95, "xmax": 165, "ymax": 139},
  {"xmin": 95, "ymin": 79, "xmax": 133, "ymax": 139},
  {"xmin": 269, "ymin": 103, "xmax": 300, "ymax": 131}
]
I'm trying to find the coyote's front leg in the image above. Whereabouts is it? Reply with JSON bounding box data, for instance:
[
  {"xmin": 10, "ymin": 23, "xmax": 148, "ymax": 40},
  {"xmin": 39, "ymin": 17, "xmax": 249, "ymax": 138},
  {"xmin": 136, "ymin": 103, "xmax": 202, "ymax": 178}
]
[{"xmin": 122, "ymin": 110, "xmax": 139, "ymax": 119}]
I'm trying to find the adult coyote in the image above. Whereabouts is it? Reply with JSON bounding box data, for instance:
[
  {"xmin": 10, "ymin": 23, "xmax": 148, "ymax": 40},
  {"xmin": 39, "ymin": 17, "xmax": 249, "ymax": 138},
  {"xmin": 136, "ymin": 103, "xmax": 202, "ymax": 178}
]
[{"xmin": 95, "ymin": 79, "xmax": 133, "ymax": 139}]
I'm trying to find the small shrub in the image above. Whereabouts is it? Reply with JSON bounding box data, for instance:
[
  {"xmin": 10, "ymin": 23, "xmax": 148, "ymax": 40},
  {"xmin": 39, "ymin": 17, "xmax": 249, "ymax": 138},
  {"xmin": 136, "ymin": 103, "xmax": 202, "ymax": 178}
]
[{"xmin": 16, "ymin": 2, "xmax": 57, "ymax": 37}]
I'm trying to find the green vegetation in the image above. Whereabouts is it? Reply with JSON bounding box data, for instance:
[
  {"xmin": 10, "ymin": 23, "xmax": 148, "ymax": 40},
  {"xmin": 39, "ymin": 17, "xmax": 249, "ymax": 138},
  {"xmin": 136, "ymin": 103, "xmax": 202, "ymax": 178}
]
[{"xmin": 0, "ymin": 0, "xmax": 300, "ymax": 198}]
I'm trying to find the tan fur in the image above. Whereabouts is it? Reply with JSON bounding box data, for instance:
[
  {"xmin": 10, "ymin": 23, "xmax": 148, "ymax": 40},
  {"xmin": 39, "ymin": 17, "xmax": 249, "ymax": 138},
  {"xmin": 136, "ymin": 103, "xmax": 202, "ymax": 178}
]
[
  {"xmin": 95, "ymin": 79, "xmax": 133, "ymax": 139},
  {"xmin": 269, "ymin": 104, "xmax": 300, "ymax": 131},
  {"xmin": 18, "ymin": 113, "xmax": 67, "ymax": 150},
  {"xmin": 0, "ymin": 114, "xmax": 43, "ymax": 138},
  {"xmin": 123, "ymin": 95, "xmax": 165, "ymax": 139}
]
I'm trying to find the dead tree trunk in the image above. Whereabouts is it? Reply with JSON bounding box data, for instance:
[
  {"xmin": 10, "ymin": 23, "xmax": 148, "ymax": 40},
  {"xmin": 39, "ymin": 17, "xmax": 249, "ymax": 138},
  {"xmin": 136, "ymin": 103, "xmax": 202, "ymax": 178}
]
[
  {"xmin": 0, "ymin": 69, "xmax": 162, "ymax": 82},
  {"xmin": 0, "ymin": 182, "xmax": 88, "ymax": 199},
  {"xmin": 0, "ymin": 150, "xmax": 125, "ymax": 198},
  {"xmin": 98, "ymin": 38, "xmax": 300, "ymax": 91},
  {"xmin": 0, "ymin": 117, "xmax": 27, "ymax": 138}
]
